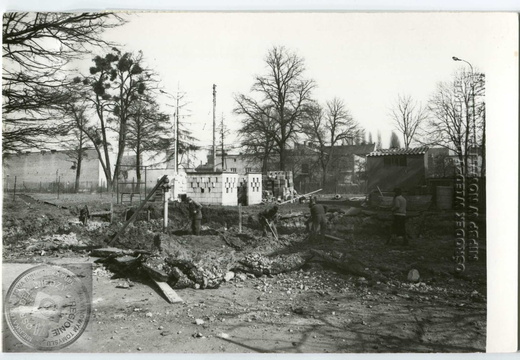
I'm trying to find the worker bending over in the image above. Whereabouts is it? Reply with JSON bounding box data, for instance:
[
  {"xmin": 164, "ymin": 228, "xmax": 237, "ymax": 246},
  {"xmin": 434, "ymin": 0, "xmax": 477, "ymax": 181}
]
[
  {"xmin": 258, "ymin": 205, "xmax": 279, "ymax": 238},
  {"xmin": 309, "ymin": 197, "xmax": 327, "ymax": 242}
]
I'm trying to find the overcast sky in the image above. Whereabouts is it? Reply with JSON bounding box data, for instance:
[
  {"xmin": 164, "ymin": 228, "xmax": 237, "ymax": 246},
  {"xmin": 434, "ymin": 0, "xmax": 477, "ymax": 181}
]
[{"xmin": 91, "ymin": 11, "xmax": 516, "ymax": 158}]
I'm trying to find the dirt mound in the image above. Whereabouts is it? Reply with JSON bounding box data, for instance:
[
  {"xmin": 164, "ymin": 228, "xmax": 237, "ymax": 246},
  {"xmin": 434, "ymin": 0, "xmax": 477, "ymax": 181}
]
[{"xmin": 3, "ymin": 198, "xmax": 76, "ymax": 245}]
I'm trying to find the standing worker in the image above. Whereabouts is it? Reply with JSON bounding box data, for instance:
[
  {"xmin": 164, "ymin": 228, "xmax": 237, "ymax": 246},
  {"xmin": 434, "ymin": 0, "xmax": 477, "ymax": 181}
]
[
  {"xmin": 309, "ymin": 197, "xmax": 328, "ymax": 242},
  {"xmin": 388, "ymin": 187, "xmax": 408, "ymax": 245},
  {"xmin": 187, "ymin": 197, "xmax": 203, "ymax": 235},
  {"xmin": 258, "ymin": 205, "xmax": 279, "ymax": 238}
]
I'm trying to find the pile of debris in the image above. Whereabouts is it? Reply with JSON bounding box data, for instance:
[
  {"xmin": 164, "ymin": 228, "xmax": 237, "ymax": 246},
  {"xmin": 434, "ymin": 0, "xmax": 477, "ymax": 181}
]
[{"xmin": 88, "ymin": 228, "xmax": 375, "ymax": 304}]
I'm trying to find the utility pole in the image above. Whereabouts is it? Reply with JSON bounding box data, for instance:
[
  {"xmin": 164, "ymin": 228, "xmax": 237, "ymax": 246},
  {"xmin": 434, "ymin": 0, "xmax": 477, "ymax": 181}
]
[
  {"xmin": 175, "ymin": 85, "xmax": 180, "ymax": 174},
  {"xmin": 220, "ymin": 113, "xmax": 225, "ymax": 170},
  {"xmin": 212, "ymin": 84, "xmax": 217, "ymax": 172},
  {"xmin": 160, "ymin": 87, "xmax": 187, "ymax": 174}
]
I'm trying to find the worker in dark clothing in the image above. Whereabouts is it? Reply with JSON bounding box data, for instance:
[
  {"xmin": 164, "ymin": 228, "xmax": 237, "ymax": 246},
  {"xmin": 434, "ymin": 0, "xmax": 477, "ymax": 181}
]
[
  {"xmin": 187, "ymin": 197, "xmax": 203, "ymax": 235},
  {"xmin": 258, "ymin": 205, "xmax": 279, "ymax": 238},
  {"xmin": 309, "ymin": 197, "xmax": 327, "ymax": 241},
  {"xmin": 388, "ymin": 187, "xmax": 408, "ymax": 245},
  {"xmin": 79, "ymin": 205, "xmax": 90, "ymax": 225}
]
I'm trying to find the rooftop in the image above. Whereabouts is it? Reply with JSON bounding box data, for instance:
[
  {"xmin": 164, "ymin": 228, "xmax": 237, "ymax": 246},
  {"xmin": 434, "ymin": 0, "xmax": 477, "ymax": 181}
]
[{"xmin": 367, "ymin": 146, "xmax": 429, "ymax": 157}]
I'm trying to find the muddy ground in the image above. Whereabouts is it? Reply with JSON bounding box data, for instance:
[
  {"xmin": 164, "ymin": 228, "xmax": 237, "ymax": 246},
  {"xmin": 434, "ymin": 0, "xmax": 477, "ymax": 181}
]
[{"xmin": 2, "ymin": 193, "xmax": 486, "ymax": 353}]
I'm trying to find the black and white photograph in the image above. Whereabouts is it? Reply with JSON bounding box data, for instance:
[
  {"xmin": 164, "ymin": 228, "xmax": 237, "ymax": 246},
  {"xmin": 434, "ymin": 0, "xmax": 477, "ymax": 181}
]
[{"xmin": 1, "ymin": 8, "xmax": 518, "ymax": 354}]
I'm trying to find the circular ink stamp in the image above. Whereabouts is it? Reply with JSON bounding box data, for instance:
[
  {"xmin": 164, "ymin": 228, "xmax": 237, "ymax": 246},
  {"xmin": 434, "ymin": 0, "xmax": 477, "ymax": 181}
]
[{"xmin": 4, "ymin": 264, "xmax": 91, "ymax": 351}]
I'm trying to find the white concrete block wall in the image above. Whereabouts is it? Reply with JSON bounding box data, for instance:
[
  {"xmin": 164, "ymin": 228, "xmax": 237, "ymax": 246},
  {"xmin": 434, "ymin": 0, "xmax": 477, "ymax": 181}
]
[
  {"xmin": 221, "ymin": 173, "xmax": 238, "ymax": 206},
  {"xmin": 185, "ymin": 172, "xmax": 239, "ymax": 206},
  {"xmin": 247, "ymin": 173, "xmax": 263, "ymax": 205}
]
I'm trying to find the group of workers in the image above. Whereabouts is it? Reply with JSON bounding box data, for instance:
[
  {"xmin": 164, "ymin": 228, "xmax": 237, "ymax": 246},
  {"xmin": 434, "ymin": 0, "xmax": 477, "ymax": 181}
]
[
  {"xmin": 185, "ymin": 188, "xmax": 409, "ymax": 246},
  {"xmin": 259, "ymin": 188, "xmax": 409, "ymax": 245},
  {"xmin": 258, "ymin": 196, "xmax": 328, "ymax": 242}
]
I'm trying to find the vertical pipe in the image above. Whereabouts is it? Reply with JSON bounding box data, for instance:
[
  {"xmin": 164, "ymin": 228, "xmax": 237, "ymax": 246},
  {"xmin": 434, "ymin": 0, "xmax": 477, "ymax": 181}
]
[
  {"xmin": 13, "ymin": 176, "xmax": 17, "ymax": 200},
  {"xmin": 58, "ymin": 176, "xmax": 60, "ymax": 199}
]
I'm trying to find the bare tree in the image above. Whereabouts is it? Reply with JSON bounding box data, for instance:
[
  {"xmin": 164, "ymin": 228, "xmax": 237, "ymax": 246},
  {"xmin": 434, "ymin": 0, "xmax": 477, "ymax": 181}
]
[
  {"xmin": 125, "ymin": 97, "xmax": 172, "ymax": 189},
  {"xmin": 2, "ymin": 12, "xmax": 123, "ymax": 155},
  {"xmin": 423, "ymin": 70, "xmax": 485, "ymax": 175},
  {"xmin": 304, "ymin": 98, "xmax": 359, "ymax": 186},
  {"xmin": 390, "ymin": 94, "xmax": 428, "ymax": 149},
  {"xmin": 235, "ymin": 46, "xmax": 316, "ymax": 170},
  {"xmin": 58, "ymin": 101, "xmax": 91, "ymax": 192},
  {"xmin": 238, "ymin": 107, "xmax": 278, "ymax": 173}
]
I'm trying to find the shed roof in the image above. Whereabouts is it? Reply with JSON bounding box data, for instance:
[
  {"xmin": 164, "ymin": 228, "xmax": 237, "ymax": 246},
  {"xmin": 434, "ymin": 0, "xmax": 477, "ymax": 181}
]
[
  {"xmin": 367, "ymin": 146, "xmax": 429, "ymax": 157},
  {"xmin": 326, "ymin": 143, "xmax": 376, "ymax": 156}
]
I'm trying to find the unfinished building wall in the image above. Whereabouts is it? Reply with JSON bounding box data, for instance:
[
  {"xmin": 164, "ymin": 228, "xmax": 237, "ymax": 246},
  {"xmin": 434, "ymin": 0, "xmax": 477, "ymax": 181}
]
[
  {"xmin": 185, "ymin": 172, "xmax": 238, "ymax": 206},
  {"xmin": 221, "ymin": 173, "xmax": 238, "ymax": 206},
  {"xmin": 238, "ymin": 173, "xmax": 263, "ymax": 205},
  {"xmin": 246, "ymin": 173, "xmax": 263, "ymax": 205}
]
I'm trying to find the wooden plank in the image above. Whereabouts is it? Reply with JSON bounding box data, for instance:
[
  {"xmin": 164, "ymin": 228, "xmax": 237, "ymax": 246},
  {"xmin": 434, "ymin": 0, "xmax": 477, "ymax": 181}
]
[
  {"xmin": 90, "ymin": 211, "xmax": 111, "ymax": 216},
  {"xmin": 152, "ymin": 279, "xmax": 184, "ymax": 304},
  {"xmin": 108, "ymin": 175, "xmax": 168, "ymax": 246},
  {"xmin": 114, "ymin": 255, "xmax": 139, "ymax": 265},
  {"xmin": 279, "ymin": 188, "xmax": 322, "ymax": 205}
]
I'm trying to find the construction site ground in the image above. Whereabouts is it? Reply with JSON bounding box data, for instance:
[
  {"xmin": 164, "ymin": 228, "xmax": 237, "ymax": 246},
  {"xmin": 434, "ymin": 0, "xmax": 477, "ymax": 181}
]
[{"xmin": 2, "ymin": 193, "xmax": 486, "ymax": 353}]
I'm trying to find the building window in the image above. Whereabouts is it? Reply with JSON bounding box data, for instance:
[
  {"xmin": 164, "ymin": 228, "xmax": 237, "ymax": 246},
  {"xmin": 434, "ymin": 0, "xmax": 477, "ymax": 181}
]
[
  {"xmin": 384, "ymin": 156, "xmax": 406, "ymax": 167},
  {"xmin": 301, "ymin": 163, "xmax": 309, "ymax": 174},
  {"xmin": 234, "ymin": 158, "xmax": 237, "ymax": 162},
  {"xmin": 246, "ymin": 167, "xmax": 252, "ymax": 173},
  {"xmin": 230, "ymin": 168, "xmax": 237, "ymax": 172}
]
